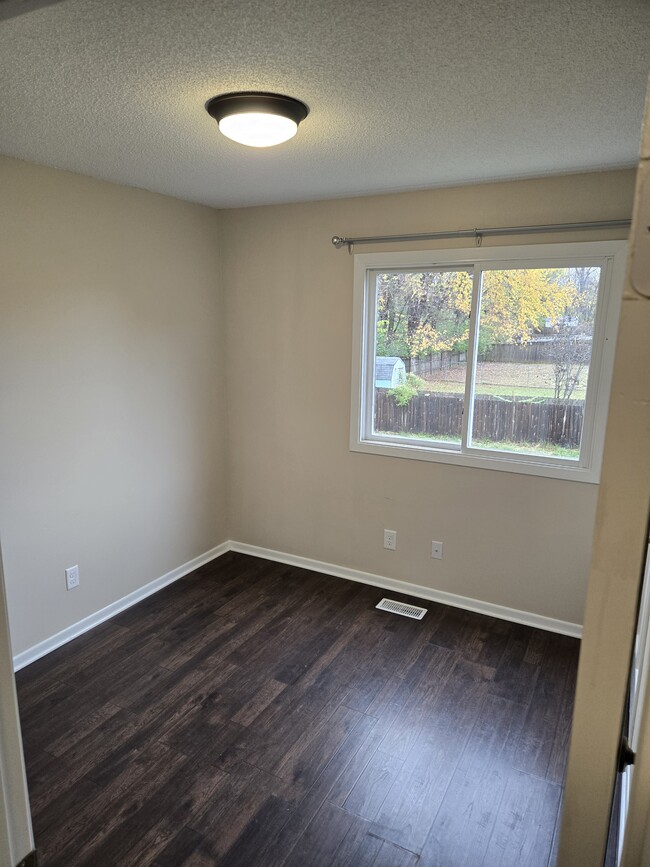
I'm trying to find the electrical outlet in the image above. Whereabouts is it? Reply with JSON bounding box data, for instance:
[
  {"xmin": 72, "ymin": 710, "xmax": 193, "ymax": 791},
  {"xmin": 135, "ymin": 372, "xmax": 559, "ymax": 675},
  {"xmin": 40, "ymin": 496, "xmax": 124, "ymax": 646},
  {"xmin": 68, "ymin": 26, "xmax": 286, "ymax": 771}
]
[
  {"xmin": 384, "ymin": 529, "xmax": 397, "ymax": 551},
  {"xmin": 65, "ymin": 565, "xmax": 80, "ymax": 590},
  {"xmin": 431, "ymin": 541, "xmax": 443, "ymax": 560}
]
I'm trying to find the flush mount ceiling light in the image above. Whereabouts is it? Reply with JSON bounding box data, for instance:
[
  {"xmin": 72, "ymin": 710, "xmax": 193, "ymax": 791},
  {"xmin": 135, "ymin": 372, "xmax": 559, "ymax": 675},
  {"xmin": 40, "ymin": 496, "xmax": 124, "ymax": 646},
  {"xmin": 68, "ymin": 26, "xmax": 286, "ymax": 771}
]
[{"xmin": 206, "ymin": 91, "xmax": 309, "ymax": 148}]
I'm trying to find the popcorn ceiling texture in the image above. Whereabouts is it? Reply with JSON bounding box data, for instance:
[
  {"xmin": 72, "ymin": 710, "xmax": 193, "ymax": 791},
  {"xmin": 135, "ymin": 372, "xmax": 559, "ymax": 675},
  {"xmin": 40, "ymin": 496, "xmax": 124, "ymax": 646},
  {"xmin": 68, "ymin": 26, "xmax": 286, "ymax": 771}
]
[{"xmin": 0, "ymin": 0, "xmax": 648, "ymax": 208}]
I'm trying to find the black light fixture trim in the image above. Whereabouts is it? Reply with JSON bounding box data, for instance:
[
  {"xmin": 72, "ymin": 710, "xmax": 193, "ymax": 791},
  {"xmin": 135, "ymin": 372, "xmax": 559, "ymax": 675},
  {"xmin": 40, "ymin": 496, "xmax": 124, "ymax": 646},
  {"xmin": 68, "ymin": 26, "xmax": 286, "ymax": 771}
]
[{"xmin": 206, "ymin": 92, "xmax": 309, "ymax": 126}]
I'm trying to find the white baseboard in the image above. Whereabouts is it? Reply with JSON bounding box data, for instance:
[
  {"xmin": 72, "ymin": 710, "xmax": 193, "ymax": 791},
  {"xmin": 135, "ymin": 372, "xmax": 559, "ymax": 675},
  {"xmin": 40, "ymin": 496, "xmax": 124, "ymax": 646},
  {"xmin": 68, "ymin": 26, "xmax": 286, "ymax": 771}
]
[
  {"xmin": 229, "ymin": 541, "xmax": 582, "ymax": 639},
  {"xmin": 12, "ymin": 542, "xmax": 230, "ymax": 671},
  {"xmin": 14, "ymin": 537, "xmax": 581, "ymax": 670}
]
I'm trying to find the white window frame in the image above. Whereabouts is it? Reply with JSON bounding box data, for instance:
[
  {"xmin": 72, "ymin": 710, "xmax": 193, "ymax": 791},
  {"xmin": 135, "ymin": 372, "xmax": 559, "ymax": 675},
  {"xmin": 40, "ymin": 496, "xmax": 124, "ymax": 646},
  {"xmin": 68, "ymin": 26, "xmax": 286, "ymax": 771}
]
[{"xmin": 350, "ymin": 240, "xmax": 627, "ymax": 482}]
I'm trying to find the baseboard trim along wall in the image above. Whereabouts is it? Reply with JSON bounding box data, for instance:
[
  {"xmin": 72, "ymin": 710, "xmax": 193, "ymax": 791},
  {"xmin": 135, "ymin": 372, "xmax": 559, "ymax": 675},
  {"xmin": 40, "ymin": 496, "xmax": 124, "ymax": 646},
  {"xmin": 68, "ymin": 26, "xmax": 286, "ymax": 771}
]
[
  {"xmin": 12, "ymin": 542, "xmax": 230, "ymax": 671},
  {"xmin": 13, "ymin": 538, "xmax": 581, "ymax": 669},
  {"xmin": 230, "ymin": 542, "xmax": 583, "ymax": 639}
]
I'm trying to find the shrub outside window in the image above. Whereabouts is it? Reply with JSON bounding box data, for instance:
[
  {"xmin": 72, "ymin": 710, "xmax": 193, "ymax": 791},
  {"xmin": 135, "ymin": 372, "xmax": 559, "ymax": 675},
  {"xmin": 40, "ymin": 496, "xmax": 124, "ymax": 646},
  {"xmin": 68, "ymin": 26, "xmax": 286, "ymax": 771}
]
[{"xmin": 350, "ymin": 242, "xmax": 627, "ymax": 482}]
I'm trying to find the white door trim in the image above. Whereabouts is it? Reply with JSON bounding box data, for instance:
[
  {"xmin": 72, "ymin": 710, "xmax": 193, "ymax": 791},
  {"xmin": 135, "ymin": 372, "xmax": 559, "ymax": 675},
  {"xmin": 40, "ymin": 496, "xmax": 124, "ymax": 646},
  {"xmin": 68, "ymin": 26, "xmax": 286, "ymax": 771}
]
[{"xmin": 0, "ymin": 544, "xmax": 33, "ymax": 867}]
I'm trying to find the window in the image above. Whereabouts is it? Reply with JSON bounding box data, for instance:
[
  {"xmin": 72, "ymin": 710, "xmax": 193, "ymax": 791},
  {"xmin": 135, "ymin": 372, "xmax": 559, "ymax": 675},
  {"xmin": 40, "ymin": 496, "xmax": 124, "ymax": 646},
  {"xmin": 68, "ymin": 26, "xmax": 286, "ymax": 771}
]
[{"xmin": 351, "ymin": 241, "xmax": 626, "ymax": 481}]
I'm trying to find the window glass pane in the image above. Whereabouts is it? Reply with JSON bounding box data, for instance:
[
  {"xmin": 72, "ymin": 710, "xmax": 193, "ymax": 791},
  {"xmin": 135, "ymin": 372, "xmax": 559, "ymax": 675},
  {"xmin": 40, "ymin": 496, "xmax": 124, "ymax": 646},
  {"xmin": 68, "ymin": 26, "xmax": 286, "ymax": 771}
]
[
  {"xmin": 372, "ymin": 269, "xmax": 472, "ymax": 444},
  {"xmin": 470, "ymin": 266, "xmax": 601, "ymax": 460}
]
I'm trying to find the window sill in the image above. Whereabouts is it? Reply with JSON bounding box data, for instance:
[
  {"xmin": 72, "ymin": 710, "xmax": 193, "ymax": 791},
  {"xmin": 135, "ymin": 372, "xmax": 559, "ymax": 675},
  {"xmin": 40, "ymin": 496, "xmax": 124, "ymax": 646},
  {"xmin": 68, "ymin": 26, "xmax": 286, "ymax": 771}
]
[{"xmin": 350, "ymin": 436, "xmax": 600, "ymax": 483}]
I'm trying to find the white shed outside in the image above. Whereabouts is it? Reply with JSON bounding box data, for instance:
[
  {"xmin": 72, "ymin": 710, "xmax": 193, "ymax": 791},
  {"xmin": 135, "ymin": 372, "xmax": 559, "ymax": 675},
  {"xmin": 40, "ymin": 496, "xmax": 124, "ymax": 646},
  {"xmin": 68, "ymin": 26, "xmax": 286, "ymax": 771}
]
[{"xmin": 375, "ymin": 357, "xmax": 407, "ymax": 388}]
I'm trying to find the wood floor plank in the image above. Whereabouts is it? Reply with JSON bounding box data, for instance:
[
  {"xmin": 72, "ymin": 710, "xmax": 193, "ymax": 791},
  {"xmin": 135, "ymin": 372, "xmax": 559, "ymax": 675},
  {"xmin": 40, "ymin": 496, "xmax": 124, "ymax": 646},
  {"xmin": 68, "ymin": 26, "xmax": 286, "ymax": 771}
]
[
  {"xmin": 73, "ymin": 759, "xmax": 226, "ymax": 867},
  {"xmin": 464, "ymin": 615, "xmax": 514, "ymax": 668},
  {"xmin": 369, "ymin": 739, "xmax": 457, "ymax": 854},
  {"xmin": 152, "ymin": 608, "xmax": 236, "ymax": 672},
  {"xmin": 223, "ymin": 571, "xmax": 334, "ymax": 667},
  {"xmin": 419, "ymin": 694, "xmax": 521, "ymax": 865},
  {"xmin": 152, "ymin": 825, "xmax": 206, "ymax": 867},
  {"xmin": 429, "ymin": 604, "xmax": 480, "ymax": 650},
  {"xmin": 273, "ymin": 704, "xmax": 363, "ymax": 787},
  {"xmin": 122, "ymin": 658, "xmax": 236, "ymax": 724},
  {"xmin": 62, "ymin": 676, "xmax": 231, "ymax": 794},
  {"xmin": 334, "ymin": 831, "xmax": 384, "ymax": 867},
  {"xmin": 273, "ymin": 625, "xmax": 344, "ymax": 685},
  {"xmin": 395, "ymin": 640, "xmax": 453, "ymax": 696},
  {"xmin": 377, "ymin": 645, "xmax": 457, "ymax": 759},
  {"xmin": 163, "ymin": 714, "xmax": 247, "ymax": 771},
  {"xmin": 15, "ymin": 621, "xmax": 128, "ymax": 690},
  {"xmin": 480, "ymin": 770, "xmax": 562, "ymax": 867},
  {"xmin": 22, "ymin": 634, "xmax": 172, "ymax": 751},
  {"xmin": 231, "ymin": 676, "xmax": 287, "ymax": 726},
  {"xmin": 240, "ymin": 673, "xmax": 351, "ymax": 772},
  {"xmin": 217, "ymin": 794, "xmax": 295, "ymax": 866},
  {"xmin": 547, "ymin": 794, "xmax": 564, "ymax": 867},
  {"xmin": 327, "ymin": 705, "xmax": 401, "ymax": 808},
  {"xmin": 15, "ymin": 552, "xmax": 578, "ymax": 867},
  {"xmin": 27, "ymin": 709, "xmax": 143, "ymax": 813},
  {"xmin": 257, "ymin": 713, "xmax": 379, "ymax": 866},
  {"xmin": 46, "ymin": 700, "xmax": 124, "ymax": 756},
  {"xmin": 190, "ymin": 592, "xmax": 312, "ymax": 674},
  {"xmin": 69, "ymin": 705, "xmax": 181, "ymax": 787},
  {"xmin": 341, "ymin": 750, "xmax": 404, "ymax": 820},
  {"xmin": 546, "ymin": 647, "xmax": 579, "ymax": 785},
  {"xmin": 363, "ymin": 675, "xmax": 406, "ymax": 716},
  {"xmin": 41, "ymin": 742, "xmax": 189, "ymax": 867},
  {"xmin": 328, "ymin": 814, "xmax": 374, "ymax": 866},
  {"xmin": 487, "ymin": 624, "xmax": 541, "ymax": 705},
  {"xmin": 282, "ymin": 801, "xmax": 358, "ymax": 867},
  {"xmin": 371, "ymin": 658, "xmax": 489, "ymax": 853},
  {"xmin": 265, "ymin": 665, "xmax": 347, "ymax": 724},
  {"xmin": 372, "ymin": 840, "xmax": 420, "ymax": 867},
  {"xmin": 31, "ymin": 775, "xmax": 102, "ymax": 839},
  {"xmin": 511, "ymin": 637, "xmax": 576, "ymax": 779},
  {"xmin": 186, "ymin": 761, "xmax": 288, "ymax": 862}
]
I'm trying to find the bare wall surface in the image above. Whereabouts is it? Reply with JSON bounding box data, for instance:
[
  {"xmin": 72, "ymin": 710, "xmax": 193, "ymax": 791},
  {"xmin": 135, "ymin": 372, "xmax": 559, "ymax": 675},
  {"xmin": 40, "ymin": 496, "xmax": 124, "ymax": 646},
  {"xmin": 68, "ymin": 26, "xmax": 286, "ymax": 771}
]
[
  {"xmin": 0, "ymin": 156, "xmax": 227, "ymax": 656},
  {"xmin": 222, "ymin": 170, "xmax": 635, "ymax": 626}
]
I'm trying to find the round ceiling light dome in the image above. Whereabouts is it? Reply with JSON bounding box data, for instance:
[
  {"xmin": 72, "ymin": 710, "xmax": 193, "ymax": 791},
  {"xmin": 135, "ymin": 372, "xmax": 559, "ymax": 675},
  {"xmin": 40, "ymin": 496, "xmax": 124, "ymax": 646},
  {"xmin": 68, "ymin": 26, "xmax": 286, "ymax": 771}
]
[{"xmin": 206, "ymin": 92, "xmax": 309, "ymax": 148}]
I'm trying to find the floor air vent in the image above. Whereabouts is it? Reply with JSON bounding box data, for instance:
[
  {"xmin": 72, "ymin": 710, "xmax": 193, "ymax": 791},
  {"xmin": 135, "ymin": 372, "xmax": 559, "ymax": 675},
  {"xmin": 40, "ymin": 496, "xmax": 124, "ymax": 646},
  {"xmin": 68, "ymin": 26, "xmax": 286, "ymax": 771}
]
[{"xmin": 376, "ymin": 598, "xmax": 427, "ymax": 620}]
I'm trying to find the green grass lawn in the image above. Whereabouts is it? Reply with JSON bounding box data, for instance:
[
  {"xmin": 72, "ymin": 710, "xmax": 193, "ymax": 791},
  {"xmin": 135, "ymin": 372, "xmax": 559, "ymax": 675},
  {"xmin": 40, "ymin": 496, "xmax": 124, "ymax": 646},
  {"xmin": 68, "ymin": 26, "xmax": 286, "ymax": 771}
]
[
  {"xmin": 375, "ymin": 430, "xmax": 579, "ymax": 459},
  {"xmin": 471, "ymin": 438, "xmax": 579, "ymax": 459},
  {"xmin": 417, "ymin": 361, "xmax": 588, "ymax": 400},
  {"xmin": 419, "ymin": 380, "xmax": 586, "ymax": 400}
]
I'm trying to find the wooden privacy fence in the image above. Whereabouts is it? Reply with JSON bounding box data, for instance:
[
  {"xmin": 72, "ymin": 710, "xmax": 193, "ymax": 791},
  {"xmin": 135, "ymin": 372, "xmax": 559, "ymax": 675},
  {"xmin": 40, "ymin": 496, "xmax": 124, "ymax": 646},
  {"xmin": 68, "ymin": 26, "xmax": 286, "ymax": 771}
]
[
  {"xmin": 374, "ymin": 391, "xmax": 584, "ymax": 447},
  {"xmin": 405, "ymin": 350, "xmax": 467, "ymax": 376},
  {"xmin": 479, "ymin": 341, "xmax": 562, "ymax": 363},
  {"xmin": 406, "ymin": 338, "xmax": 592, "ymax": 369}
]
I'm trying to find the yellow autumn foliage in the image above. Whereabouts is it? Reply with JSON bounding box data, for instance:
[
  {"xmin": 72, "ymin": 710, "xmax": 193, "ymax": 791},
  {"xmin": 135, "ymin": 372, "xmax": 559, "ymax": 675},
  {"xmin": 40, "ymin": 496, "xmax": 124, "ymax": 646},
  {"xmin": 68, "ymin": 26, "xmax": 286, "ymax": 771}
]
[
  {"xmin": 377, "ymin": 267, "xmax": 577, "ymax": 359},
  {"xmin": 480, "ymin": 269, "xmax": 577, "ymax": 345}
]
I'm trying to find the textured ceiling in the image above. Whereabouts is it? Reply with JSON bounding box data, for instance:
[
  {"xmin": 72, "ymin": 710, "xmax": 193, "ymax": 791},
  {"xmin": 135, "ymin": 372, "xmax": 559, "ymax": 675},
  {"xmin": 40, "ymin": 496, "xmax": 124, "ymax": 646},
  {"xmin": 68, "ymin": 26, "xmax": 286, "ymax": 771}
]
[{"xmin": 1, "ymin": 0, "xmax": 649, "ymax": 208}]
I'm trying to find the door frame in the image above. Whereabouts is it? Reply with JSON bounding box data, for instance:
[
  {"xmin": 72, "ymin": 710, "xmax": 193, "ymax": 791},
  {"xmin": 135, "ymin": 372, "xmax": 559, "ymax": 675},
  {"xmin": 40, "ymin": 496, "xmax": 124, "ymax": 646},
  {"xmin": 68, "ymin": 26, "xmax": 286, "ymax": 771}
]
[
  {"xmin": 558, "ymin": 81, "xmax": 650, "ymax": 866},
  {"xmin": 0, "ymin": 544, "xmax": 34, "ymax": 867},
  {"xmin": 621, "ymin": 605, "xmax": 650, "ymax": 864}
]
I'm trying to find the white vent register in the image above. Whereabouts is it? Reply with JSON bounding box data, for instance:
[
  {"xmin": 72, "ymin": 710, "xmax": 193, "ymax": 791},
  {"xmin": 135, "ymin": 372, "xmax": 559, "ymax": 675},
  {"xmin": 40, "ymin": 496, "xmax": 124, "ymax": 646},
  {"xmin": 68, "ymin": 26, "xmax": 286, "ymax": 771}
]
[{"xmin": 376, "ymin": 598, "xmax": 427, "ymax": 620}]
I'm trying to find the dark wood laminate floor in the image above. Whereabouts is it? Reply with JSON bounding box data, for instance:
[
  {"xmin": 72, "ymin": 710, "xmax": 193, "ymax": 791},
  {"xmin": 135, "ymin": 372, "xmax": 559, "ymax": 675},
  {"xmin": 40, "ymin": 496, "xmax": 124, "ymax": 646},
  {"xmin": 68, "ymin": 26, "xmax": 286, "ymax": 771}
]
[{"xmin": 15, "ymin": 552, "xmax": 579, "ymax": 867}]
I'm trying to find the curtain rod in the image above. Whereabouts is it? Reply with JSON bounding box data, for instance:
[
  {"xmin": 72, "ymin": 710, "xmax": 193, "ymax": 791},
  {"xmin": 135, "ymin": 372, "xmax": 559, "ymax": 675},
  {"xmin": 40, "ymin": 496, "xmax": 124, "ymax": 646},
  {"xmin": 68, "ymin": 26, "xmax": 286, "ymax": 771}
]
[{"xmin": 331, "ymin": 219, "xmax": 631, "ymax": 251}]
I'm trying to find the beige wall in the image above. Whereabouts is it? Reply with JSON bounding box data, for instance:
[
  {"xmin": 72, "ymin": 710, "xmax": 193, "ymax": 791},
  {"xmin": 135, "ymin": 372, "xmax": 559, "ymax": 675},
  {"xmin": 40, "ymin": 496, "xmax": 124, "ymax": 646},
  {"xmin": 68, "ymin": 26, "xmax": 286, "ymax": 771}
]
[
  {"xmin": 0, "ymin": 160, "xmax": 636, "ymax": 658},
  {"xmin": 222, "ymin": 170, "xmax": 635, "ymax": 626},
  {"xmin": 0, "ymin": 156, "xmax": 228, "ymax": 656}
]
